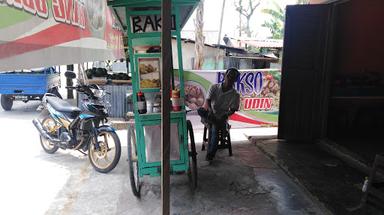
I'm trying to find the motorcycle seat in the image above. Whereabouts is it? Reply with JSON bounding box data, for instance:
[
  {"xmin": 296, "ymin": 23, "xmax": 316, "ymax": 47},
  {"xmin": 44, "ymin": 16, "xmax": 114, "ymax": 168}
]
[{"xmin": 46, "ymin": 96, "xmax": 81, "ymax": 115}]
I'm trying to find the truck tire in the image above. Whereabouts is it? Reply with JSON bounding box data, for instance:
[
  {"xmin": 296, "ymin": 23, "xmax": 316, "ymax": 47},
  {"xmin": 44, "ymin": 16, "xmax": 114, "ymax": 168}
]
[
  {"xmin": 1, "ymin": 95, "xmax": 13, "ymax": 111},
  {"xmin": 48, "ymin": 87, "xmax": 62, "ymax": 99}
]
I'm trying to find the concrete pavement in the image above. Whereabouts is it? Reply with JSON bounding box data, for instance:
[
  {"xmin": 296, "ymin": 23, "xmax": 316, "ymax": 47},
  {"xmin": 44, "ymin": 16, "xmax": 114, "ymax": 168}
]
[{"xmin": 0, "ymin": 101, "xmax": 327, "ymax": 215}]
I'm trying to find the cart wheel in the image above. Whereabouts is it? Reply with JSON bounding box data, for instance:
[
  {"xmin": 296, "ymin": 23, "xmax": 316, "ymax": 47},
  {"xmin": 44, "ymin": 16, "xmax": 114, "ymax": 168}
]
[
  {"xmin": 127, "ymin": 125, "xmax": 141, "ymax": 197},
  {"xmin": 187, "ymin": 120, "xmax": 197, "ymax": 190}
]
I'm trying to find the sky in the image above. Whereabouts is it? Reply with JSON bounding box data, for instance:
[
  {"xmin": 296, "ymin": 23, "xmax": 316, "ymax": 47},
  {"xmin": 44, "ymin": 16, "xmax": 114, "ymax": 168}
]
[{"xmin": 181, "ymin": 0, "xmax": 299, "ymax": 44}]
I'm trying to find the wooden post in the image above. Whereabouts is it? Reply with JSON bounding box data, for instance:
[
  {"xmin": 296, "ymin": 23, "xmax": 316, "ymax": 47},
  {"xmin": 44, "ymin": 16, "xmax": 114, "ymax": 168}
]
[
  {"xmin": 194, "ymin": 0, "xmax": 205, "ymax": 70},
  {"xmin": 161, "ymin": 0, "xmax": 172, "ymax": 214},
  {"xmin": 215, "ymin": 0, "xmax": 226, "ymax": 69}
]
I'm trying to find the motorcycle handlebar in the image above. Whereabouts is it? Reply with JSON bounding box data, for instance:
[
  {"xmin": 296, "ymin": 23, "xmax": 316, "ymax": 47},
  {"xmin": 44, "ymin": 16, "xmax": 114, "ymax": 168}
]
[
  {"xmin": 66, "ymin": 84, "xmax": 103, "ymax": 99},
  {"xmin": 66, "ymin": 85, "xmax": 85, "ymax": 92}
]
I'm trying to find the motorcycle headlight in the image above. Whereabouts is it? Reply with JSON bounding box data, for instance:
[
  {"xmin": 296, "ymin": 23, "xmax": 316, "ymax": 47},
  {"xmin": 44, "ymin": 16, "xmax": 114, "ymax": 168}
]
[{"xmin": 91, "ymin": 89, "xmax": 105, "ymax": 98}]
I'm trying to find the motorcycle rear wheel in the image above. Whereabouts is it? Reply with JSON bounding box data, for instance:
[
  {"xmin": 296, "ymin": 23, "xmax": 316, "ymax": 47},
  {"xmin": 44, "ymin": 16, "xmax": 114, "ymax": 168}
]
[
  {"xmin": 40, "ymin": 118, "xmax": 59, "ymax": 154},
  {"xmin": 89, "ymin": 131, "xmax": 121, "ymax": 173}
]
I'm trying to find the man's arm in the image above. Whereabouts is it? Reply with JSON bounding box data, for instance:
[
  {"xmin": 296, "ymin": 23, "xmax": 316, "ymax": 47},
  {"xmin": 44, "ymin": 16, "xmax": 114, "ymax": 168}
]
[
  {"xmin": 227, "ymin": 93, "xmax": 240, "ymax": 116},
  {"xmin": 202, "ymin": 84, "xmax": 216, "ymax": 110},
  {"xmin": 202, "ymin": 99, "xmax": 211, "ymax": 110}
]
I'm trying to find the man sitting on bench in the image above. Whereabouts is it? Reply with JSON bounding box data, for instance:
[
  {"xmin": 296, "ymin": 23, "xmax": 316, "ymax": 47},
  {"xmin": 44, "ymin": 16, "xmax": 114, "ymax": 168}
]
[{"xmin": 198, "ymin": 68, "xmax": 240, "ymax": 161}]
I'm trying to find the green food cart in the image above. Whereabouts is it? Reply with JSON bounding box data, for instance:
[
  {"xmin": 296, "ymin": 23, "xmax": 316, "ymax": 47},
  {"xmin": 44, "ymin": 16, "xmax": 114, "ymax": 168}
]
[{"xmin": 108, "ymin": 0, "xmax": 200, "ymax": 197}]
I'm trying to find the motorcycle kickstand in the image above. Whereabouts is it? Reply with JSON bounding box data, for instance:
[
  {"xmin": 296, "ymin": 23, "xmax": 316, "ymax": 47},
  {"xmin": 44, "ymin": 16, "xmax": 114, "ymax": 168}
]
[{"xmin": 77, "ymin": 150, "xmax": 87, "ymax": 156}]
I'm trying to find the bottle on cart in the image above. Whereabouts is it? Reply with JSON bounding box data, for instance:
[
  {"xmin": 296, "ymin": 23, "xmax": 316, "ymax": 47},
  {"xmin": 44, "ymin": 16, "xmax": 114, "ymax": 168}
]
[
  {"xmin": 171, "ymin": 89, "xmax": 181, "ymax": 111},
  {"xmin": 137, "ymin": 91, "xmax": 147, "ymax": 114}
]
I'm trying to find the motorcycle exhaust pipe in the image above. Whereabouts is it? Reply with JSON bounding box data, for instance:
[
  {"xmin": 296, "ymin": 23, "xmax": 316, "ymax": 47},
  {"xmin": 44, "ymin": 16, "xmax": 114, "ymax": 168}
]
[{"xmin": 32, "ymin": 119, "xmax": 61, "ymax": 143}]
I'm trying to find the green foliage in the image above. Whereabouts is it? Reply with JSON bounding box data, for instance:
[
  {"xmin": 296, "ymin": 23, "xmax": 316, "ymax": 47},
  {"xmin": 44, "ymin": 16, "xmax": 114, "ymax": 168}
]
[
  {"xmin": 262, "ymin": 18, "xmax": 284, "ymax": 39},
  {"xmin": 262, "ymin": 1, "xmax": 285, "ymax": 39},
  {"xmin": 296, "ymin": 0, "xmax": 309, "ymax": 4},
  {"xmin": 246, "ymin": 46, "xmax": 261, "ymax": 53}
]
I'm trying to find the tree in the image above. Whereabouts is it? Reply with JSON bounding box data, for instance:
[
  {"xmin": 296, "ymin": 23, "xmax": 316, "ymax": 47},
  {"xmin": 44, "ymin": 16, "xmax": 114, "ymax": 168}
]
[
  {"xmin": 262, "ymin": 0, "xmax": 309, "ymax": 39},
  {"xmin": 296, "ymin": 0, "xmax": 309, "ymax": 4},
  {"xmin": 194, "ymin": 0, "xmax": 204, "ymax": 69},
  {"xmin": 262, "ymin": 1, "xmax": 284, "ymax": 39},
  {"xmin": 235, "ymin": 0, "xmax": 261, "ymax": 37}
]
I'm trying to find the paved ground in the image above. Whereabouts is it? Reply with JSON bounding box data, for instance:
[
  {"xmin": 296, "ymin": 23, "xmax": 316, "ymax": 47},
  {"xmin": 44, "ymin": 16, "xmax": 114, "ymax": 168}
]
[
  {"xmin": 0, "ymin": 101, "xmax": 327, "ymax": 215},
  {"xmin": 251, "ymin": 139, "xmax": 369, "ymax": 215}
]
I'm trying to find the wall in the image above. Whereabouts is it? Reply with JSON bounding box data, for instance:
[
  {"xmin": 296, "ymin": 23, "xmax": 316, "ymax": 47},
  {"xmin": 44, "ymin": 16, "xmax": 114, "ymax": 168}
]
[
  {"xmin": 328, "ymin": 0, "xmax": 384, "ymax": 139},
  {"xmin": 171, "ymin": 39, "xmax": 225, "ymax": 70},
  {"xmin": 335, "ymin": 0, "xmax": 384, "ymax": 75}
]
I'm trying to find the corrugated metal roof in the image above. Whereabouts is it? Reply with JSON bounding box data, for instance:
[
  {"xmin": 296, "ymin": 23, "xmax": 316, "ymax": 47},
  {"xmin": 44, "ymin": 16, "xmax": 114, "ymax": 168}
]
[{"xmin": 240, "ymin": 39, "xmax": 284, "ymax": 48}]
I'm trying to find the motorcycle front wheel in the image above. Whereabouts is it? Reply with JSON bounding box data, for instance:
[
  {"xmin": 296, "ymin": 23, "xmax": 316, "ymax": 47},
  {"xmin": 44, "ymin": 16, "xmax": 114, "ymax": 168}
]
[
  {"xmin": 40, "ymin": 135, "xmax": 59, "ymax": 154},
  {"xmin": 89, "ymin": 131, "xmax": 121, "ymax": 173}
]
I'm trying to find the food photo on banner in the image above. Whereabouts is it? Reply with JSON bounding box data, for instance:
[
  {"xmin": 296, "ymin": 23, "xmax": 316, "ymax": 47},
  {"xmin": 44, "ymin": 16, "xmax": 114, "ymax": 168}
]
[{"xmin": 175, "ymin": 69, "xmax": 281, "ymax": 127}]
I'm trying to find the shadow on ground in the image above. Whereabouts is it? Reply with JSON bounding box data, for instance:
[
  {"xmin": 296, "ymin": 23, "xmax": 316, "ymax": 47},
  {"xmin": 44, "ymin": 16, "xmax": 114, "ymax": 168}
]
[{"xmin": 252, "ymin": 139, "xmax": 369, "ymax": 215}]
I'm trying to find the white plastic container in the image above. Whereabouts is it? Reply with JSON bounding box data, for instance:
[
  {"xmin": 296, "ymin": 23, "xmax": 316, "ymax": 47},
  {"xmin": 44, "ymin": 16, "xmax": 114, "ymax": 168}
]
[
  {"xmin": 147, "ymin": 101, "xmax": 153, "ymax": 113},
  {"xmin": 153, "ymin": 102, "xmax": 161, "ymax": 113}
]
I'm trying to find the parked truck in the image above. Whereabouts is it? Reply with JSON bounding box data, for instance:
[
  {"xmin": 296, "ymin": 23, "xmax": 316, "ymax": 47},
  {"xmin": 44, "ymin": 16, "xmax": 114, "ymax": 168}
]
[{"xmin": 0, "ymin": 67, "xmax": 61, "ymax": 111}]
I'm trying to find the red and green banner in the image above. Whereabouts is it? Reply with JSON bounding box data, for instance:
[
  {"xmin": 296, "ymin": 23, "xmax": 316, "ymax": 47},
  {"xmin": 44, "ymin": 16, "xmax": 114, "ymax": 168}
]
[
  {"xmin": 182, "ymin": 69, "xmax": 280, "ymax": 126},
  {"xmin": 0, "ymin": 0, "xmax": 124, "ymax": 71}
]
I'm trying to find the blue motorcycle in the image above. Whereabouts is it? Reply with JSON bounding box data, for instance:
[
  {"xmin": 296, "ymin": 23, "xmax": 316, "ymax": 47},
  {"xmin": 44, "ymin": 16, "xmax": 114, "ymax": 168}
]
[{"xmin": 33, "ymin": 71, "xmax": 121, "ymax": 173}]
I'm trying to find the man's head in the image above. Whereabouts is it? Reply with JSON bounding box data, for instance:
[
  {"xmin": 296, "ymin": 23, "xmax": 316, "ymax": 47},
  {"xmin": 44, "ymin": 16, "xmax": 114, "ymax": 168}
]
[{"xmin": 223, "ymin": 68, "xmax": 240, "ymax": 87}]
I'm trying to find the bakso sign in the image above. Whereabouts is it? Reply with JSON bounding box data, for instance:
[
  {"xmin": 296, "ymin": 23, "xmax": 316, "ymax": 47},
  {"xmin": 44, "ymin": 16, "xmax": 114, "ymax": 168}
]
[
  {"xmin": 130, "ymin": 15, "xmax": 176, "ymax": 33},
  {"xmin": 217, "ymin": 71, "xmax": 264, "ymax": 96},
  {"xmin": 217, "ymin": 71, "xmax": 278, "ymax": 111}
]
